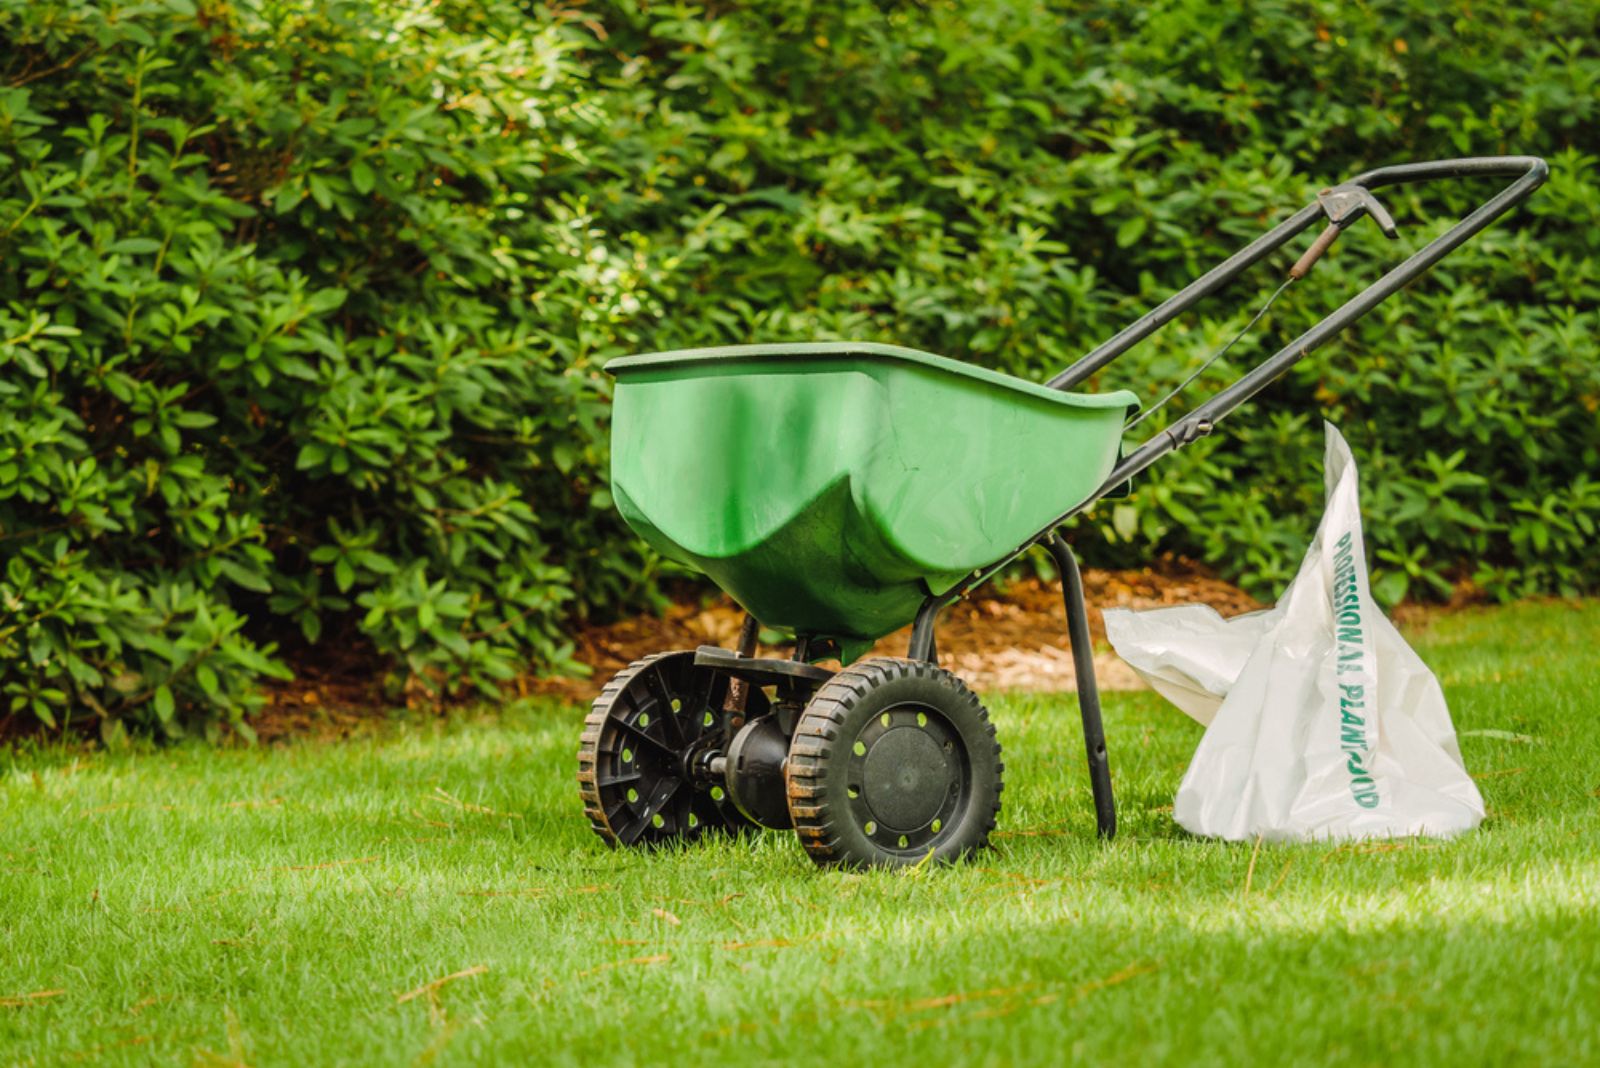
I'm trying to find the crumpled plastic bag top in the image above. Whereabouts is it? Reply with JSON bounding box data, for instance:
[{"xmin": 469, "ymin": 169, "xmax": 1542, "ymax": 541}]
[{"xmin": 1104, "ymin": 423, "xmax": 1484, "ymax": 842}]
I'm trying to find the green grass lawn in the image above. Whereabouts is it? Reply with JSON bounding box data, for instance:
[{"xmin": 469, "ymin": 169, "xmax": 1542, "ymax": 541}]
[{"xmin": 4, "ymin": 601, "xmax": 1598, "ymax": 1067}]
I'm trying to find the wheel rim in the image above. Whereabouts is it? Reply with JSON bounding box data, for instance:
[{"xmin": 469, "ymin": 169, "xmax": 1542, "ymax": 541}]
[
  {"xmin": 844, "ymin": 701, "xmax": 969, "ymax": 854},
  {"xmin": 580, "ymin": 652, "xmax": 764, "ymax": 847}
]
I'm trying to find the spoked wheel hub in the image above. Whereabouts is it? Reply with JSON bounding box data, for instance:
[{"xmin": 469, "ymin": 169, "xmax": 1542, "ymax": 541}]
[
  {"xmin": 578, "ymin": 651, "xmax": 767, "ymax": 847},
  {"xmin": 788, "ymin": 657, "xmax": 1002, "ymax": 869},
  {"xmin": 848, "ymin": 705, "xmax": 966, "ymax": 852}
]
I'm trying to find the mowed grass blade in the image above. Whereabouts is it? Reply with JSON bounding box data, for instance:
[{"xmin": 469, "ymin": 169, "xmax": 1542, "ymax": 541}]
[{"xmin": 2, "ymin": 601, "xmax": 1596, "ymax": 1066}]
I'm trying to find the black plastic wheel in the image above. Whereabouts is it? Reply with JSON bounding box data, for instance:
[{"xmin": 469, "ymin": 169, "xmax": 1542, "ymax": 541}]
[
  {"xmin": 787, "ymin": 657, "xmax": 1002, "ymax": 869},
  {"xmin": 577, "ymin": 651, "xmax": 767, "ymax": 848}
]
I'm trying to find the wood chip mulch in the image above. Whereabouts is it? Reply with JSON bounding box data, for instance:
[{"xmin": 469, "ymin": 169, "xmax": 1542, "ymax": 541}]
[
  {"xmin": 526, "ymin": 556, "xmax": 1261, "ymax": 704},
  {"xmin": 240, "ymin": 557, "xmax": 1260, "ymax": 742}
]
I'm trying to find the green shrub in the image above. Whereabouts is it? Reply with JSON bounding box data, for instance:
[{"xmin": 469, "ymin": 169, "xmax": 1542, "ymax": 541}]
[
  {"xmin": 0, "ymin": 0, "xmax": 672, "ymax": 736},
  {"xmin": 578, "ymin": 0, "xmax": 1600, "ymax": 603},
  {"xmin": 2, "ymin": 0, "xmax": 1595, "ymax": 736}
]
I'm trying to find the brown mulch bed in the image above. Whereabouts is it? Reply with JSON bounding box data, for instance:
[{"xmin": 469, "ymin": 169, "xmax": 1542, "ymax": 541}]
[
  {"xmin": 242, "ymin": 557, "xmax": 1260, "ymax": 742},
  {"xmin": 0, "ymin": 564, "xmax": 1487, "ymax": 747},
  {"xmin": 526, "ymin": 556, "xmax": 1260, "ymax": 704},
  {"xmin": 254, "ymin": 652, "xmax": 393, "ymax": 743}
]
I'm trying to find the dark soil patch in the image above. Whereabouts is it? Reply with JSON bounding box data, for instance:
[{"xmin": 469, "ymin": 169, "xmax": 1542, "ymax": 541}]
[
  {"xmin": 524, "ymin": 555, "xmax": 1260, "ymax": 704},
  {"xmin": 246, "ymin": 556, "xmax": 1262, "ymax": 742}
]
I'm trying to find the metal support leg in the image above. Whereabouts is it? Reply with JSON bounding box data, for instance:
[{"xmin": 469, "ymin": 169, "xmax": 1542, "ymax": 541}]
[
  {"xmin": 907, "ymin": 599, "xmax": 940, "ymax": 664},
  {"xmin": 725, "ymin": 613, "xmax": 761, "ymax": 715},
  {"xmin": 1045, "ymin": 534, "xmax": 1116, "ymax": 839},
  {"xmin": 734, "ymin": 614, "xmax": 760, "ymax": 657}
]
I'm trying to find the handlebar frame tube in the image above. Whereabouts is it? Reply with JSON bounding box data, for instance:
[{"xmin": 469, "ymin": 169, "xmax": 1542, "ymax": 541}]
[
  {"xmin": 902, "ymin": 155, "xmax": 1547, "ymax": 842},
  {"xmin": 920, "ymin": 154, "xmax": 1548, "ymax": 620},
  {"xmin": 1100, "ymin": 155, "xmax": 1547, "ymax": 500}
]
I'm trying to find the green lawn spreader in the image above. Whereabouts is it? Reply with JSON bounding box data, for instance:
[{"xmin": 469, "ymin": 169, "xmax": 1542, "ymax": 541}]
[{"xmin": 578, "ymin": 156, "xmax": 1547, "ymax": 869}]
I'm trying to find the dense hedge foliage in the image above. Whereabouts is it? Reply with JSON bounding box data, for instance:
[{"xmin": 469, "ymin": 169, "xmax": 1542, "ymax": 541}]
[{"xmin": 2, "ymin": 0, "xmax": 1596, "ymax": 735}]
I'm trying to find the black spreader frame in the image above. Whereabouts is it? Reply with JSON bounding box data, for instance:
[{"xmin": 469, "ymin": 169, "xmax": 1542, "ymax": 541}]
[
  {"xmin": 732, "ymin": 155, "xmax": 1547, "ymax": 846},
  {"xmin": 907, "ymin": 155, "xmax": 1547, "ymax": 841}
]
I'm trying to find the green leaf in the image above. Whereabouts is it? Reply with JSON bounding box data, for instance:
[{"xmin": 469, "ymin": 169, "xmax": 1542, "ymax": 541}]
[
  {"xmin": 219, "ymin": 560, "xmax": 273, "ymax": 593},
  {"xmin": 195, "ymin": 663, "xmax": 220, "ymax": 699},
  {"xmin": 1115, "ymin": 215, "xmax": 1148, "ymax": 248},
  {"xmin": 351, "ymin": 159, "xmax": 375, "ymax": 194},
  {"xmin": 305, "ymin": 288, "xmax": 348, "ymax": 315},
  {"xmin": 100, "ymin": 717, "xmax": 131, "ymax": 749},
  {"xmin": 154, "ymin": 684, "xmax": 176, "ymax": 723},
  {"xmin": 308, "ymin": 173, "xmax": 333, "ymax": 210},
  {"xmin": 435, "ymin": 628, "xmax": 469, "ymax": 657},
  {"xmin": 108, "ymin": 238, "xmax": 161, "ymax": 255},
  {"xmin": 1112, "ymin": 504, "xmax": 1139, "ymax": 541},
  {"xmin": 1371, "ymin": 570, "xmax": 1409, "ymax": 607},
  {"xmin": 271, "ymin": 182, "xmax": 304, "ymax": 215}
]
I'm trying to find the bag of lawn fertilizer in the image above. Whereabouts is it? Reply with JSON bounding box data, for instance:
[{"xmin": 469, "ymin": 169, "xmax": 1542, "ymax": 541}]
[{"xmin": 1104, "ymin": 423, "xmax": 1484, "ymax": 842}]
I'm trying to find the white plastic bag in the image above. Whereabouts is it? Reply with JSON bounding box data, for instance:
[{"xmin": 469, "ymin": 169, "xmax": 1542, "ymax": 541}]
[{"xmin": 1104, "ymin": 424, "xmax": 1484, "ymax": 841}]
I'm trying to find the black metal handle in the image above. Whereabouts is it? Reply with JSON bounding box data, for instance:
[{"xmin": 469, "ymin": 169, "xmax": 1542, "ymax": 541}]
[
  {"xmin": 1097, "ymin": 154, "xmax": 1547, "ymax": 494},
  {"xmin": 926, "ymin": 156, "xmax": 1548, "ymax": 615},
  {"xmin": 1350, "ymin": 155, "xmax": 1548, "ymax": 190},
  {"xmin": 1047, "ymin": 155, "xmax": 1548, "ymax": 392},
  {"xmin": 1289, "ymin": 184, "xmax": 1404, "ymax": 279}
]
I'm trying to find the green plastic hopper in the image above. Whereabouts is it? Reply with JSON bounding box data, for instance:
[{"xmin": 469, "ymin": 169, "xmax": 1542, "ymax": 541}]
[{"xmin": 606, "ymin": 343, "xmax": 1136, "ymax": 655}]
